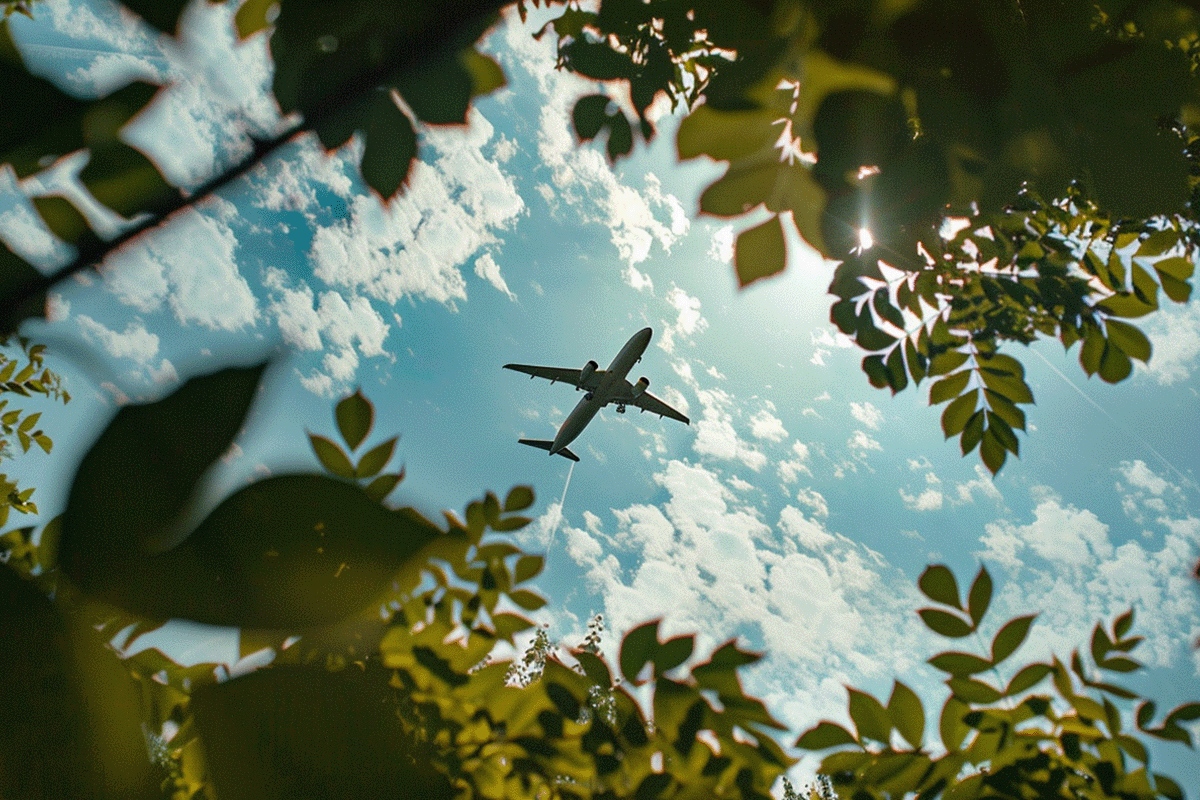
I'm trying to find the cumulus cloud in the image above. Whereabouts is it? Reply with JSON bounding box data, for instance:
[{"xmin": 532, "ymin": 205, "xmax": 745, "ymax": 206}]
[
  {"xmin": 748, "ymin": 405, "xmax": 788, "ymax": 443},
  {"xmin": 847, "ymin": 429, "xmax": 882, "ymax": 454},
  {"xmin": 474, "ymin": 252, "xmax": 516, "ymax": 300},
  {"xmin": 899, "ymin": 487, "xmax": 944, "ymax": 512},
  {"xmin": 76, "ymin": 315, "xmax": 159, "ymax": 364},
  {"xmin": 980, "ymin": 491, "xmax": 1112, "ymax": 569},
  {"xmin": 691, "ymin": 387, "xmax": 767, "ymax": 471},
  {"xmin": 708, "ymin": 224, "xmax": 734, "ymax": 263},
  {"xmin": 777, "ymin": 440, "xmax": 812, "ymax": 483},
  {"xmin": 658, "ymin": 286, "xmax": 707, "ymax": 354},
  {"xmin": 1141, "ymin": 302, "xmax": 1200, "ymax": 385},
  {"xmin": 849, "ymin": 401, "xmax": 883, "ymax": 430},
  {"xmin": 103, "ymin": 207, "xmax": 257, "ymax": 330},
  {"xmin": 955, "ymin": 464, "xmax": 1003, "ymax": 504}
]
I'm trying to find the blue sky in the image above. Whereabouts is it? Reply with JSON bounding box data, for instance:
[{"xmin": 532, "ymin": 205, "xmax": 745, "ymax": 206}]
[{"xmin": 4, "ymin": 0, "xmax": 1200, "ymax": 787}]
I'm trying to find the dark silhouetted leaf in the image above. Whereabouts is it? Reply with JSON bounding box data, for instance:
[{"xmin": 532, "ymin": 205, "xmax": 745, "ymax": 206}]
[
  {"xmin": 309, "ymin": 434, "xmax": 355, "ymax": 478},
  {"xmin": 966, "ymin": 566, "xmax": 992, "ymax": 626},
  {"xmin": 990, "ymin": 614, "xmax": 1035, "ymax": 666},
  {"xmin": 120, "ymin": 0, "xmax": 191, "ymax": 34},
  {"xmin": 573, "ymin": 94, "xmax": 610, "ymax": 141},
  {"xmin": 734, "ymin": 214, "xmax": 786, "ymax": 287},
  {"xmin": 795, "ymin": 721, "xmax": 858, "ymax": 750},
  {"xmin": 355, "ymin": 436, "xmax": 397, "ymax": 479},
  {"xmin": 336, "ymin": 390, "xmax": 373, "ymax": 450},
  {"xmin": 918, "ymin": 564, "xmax": 962, "ymax": 609},
  {"xmin": 361, "ymin": 93, "xmax": 416, "ymax": 200},
  {"xmin": 918, "ymin": 608, "xmax": 974, "ymax": 638}
]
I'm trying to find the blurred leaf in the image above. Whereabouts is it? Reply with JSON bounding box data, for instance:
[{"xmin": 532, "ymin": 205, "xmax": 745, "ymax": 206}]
[
  {"xmin": 31, "ymin": 195, "xmax": 99, "ymax": 250},
  {"xmin": 120, "ymin": 0, "xmax": 190, "ymax": 34},
  {"xmin": 1098, "ymin": 340, "xmax": 1133, "ymax": 383},
  {"xmin": 929, "ymin": 370, "xmax": 971, "ymax": 404},
  {"xmin": 940, "ymin": 696, "xmax": 970, "ymax": 751},
  {"xmin": 918, "ymin": 564, "xmax": 962, "ymax": 609},
  {"xmin": 355, "ymin": 436, "xmax": 396, "ymax": 479},
  {"xmin": 1005, "ymin": 662, "xmax": 1052, "ymax": 696},
  {"xmin": 887, "ymin": 681, "xmax": 925, "ymax": 749},
  {"xmin": 573, "ymin": 93, "xmax": 610, "ymax": 140},
  {"xmin": 364, "ymin": 471, "xmax": 403, "ymax": 502},
  {"xmin": 504, "ymin": 485, "xmax": 534, "ymax": 512},
  {"xmin": 734, "ymin": 213, "xmax": 786, "ymax": 287},
  {"xmin": 918, "ymin": 608, "xmax": 974, "ymax": 638},
  {"xmin": 1105, "ymin": 319, "xmax": 1151, "ymax": 363},
  {"xmin": 655, "ymin": 635, "xmax": 694, "ymax": 676},
  {"xmin": 309, "ymin": 434, "xmax": 355, "ymax": 479},
  {"xmin": 990, "ymin": 614, "xmax": 1036, "ymax": 666},
  {"xmin": 336, "ymin": 390, "xmax": 373, "ymax": 450},
  {"xmin": 966, "ymin": 566, "xmax": 992, "ymax": 626},
  {"xmin": 795, "ymin": 721, "xmax": 858, "ymax": 750},
  {"xmin": 80, "ymin": 141, "xmax": 180, "ymax": 218},
  {"xmin": 620, "ymin": 620, "xmax": 660, "ymax": 684},
  {"xmin": 927, "ymin": 651, "xmax": 992, "ymax": 677},
  {"xmin": 847, "ymin": 687, "xmax": 892, "ymax": 744},
  {"xmin": 947, "ymin": 676, "xmax": 1002, "ymax": 704},
  {"xmin": 508, "ymin": 589, "xmax": 546, "ymax": 611},
  {"xmin": 233, "ymin": 0, "xmax": 276, "ymax": 38},
  {"xmin": 606, "ymin": 108, "xmax": 633, "ymax": 161},
  {"xmin": 361, "ymin": 93, "xmax": 416, "ymax": 200}
]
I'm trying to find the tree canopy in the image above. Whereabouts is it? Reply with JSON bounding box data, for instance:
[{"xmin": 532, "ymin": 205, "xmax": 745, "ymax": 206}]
[{"xmin": 0, "ymin": 0, "xmax": 1199, "ymax": 798}]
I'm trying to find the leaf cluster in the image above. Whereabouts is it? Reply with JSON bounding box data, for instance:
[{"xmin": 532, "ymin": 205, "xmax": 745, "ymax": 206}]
[
  {"xmin": 0, "ymin": 336, "xmax": 67, "ymax": 524},
  {"xmin": 796, "ymin": 564, "xmax": 1199, "ymax": 800}
]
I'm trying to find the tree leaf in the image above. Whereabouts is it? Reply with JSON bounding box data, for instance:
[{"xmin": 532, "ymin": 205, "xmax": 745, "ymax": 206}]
[
  {"xmin": 620, "ymin": 620, "xmax": 660, "ymax": 684},
  {"xmin": 947, "ymin": 677, "xmax": 1002, "ymax": 704},
  {"xmin": 959, "ymin": 409, "xmax": 984, "ymax": 455},
  {"xmin": 572, "ymin": 94, "xmax": 610, "ymax": 141},
  {"xmin": 1104, "ymin": 319, "xmax": 1151, "ymax": 363},
  {"xmin": 918, "ymin": 564, "xmax": 962, "ymax": 609},
  {"xmin": 940, "ymin": 696, "xmax": 970, "ymax": 751},
  {"xmin": 355, "ymin": 436, "xmax": 397, "ymax": 479},
  {"xmin": 734, "ymin": 214, "xmax": 786, "ymax": 287},
  {"xmin": 847, "ymin": 687, "xmax": 892, "ymax": 743},
  {"xmin": 507, "ymin": 589, "xmax": 547, "ymax": 611},
  {"xmin": 513, "ymin": 554, "xmax": 543, "ymax": 584},
  {"xmin": 363, "ymin": 471, "xmax": 402, "ymax": 502},
  {"xmin": 795, "ymin": 721, "xmax": 858, "ymax": 750},
  {"xmin": 606, "ymin": 109, "xmax": 633, "ymax": 161},
  {"xmin": 990, "ymin": 614, "xmax": 1036, "ymax": 666},
  {"xmin": 888, "ymin": 681, "xmax": 925, "ymax": 749},
  {"xmin": 336, "ymin": 390, "xmax": 373, "ymax": 450},
  {"xmin": 966, "ymin": 566, "xmax": 992, "ymax": 626},
  {"xmin": 929, "ymin": 370, "xmax": 971, "ymax": 404},
  {"xmin": 309, "ymin": 434, "xmax": 356, "ymax": 479},
  {"xmin": 941, "ymin": 390, "xmax": 978, "ymax": 437},
  {"xmin": 1005, "ymin": 662, "xmax": 1052, "ymax": 696},
  {"xmin": 979, "ymin": 426, "xmax": 1008, "ymax": 474},
  {"xmin": 655, "ymin": 635, "xmax": 694, "ymax": 676},
  {"xmin": 1098, "ymin": 340, "xmax": 1133, "ymax": 383},
  {"xmin": 360, "ymin": 93, "xmax": 416, "ymax": 200},
  {"xmin": 918, "ymin": 608, "xmax": 974, "ymax": 638},
  {"xmin": 504, "ymin": 485, "xmax": 534, "ymax": 512},
  {"xmin": 927, "ymin": 651, "xmax": 992, "ymax": 677}
]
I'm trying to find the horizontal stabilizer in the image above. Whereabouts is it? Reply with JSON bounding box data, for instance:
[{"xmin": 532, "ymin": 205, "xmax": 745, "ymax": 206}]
[{"xmin": 518, "ymin": 439, "xmax": 580, "ymax": 462}]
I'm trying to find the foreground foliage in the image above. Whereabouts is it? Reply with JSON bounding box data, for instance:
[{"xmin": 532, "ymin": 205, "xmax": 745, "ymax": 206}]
[
  {"xmin": 2, "ymin": 377, "xmax": 1196, "ymax": 798},
  {"xmin": 797, "ymin": 565, "xmax": 1200, "ymax": 800},
  {"xmin": 1, "ymin": 0, "xmax": 1198, "ymax": 471},
  {"xmin": 0, "ymin": 335, "xmax": 66, "ymax": 525}
]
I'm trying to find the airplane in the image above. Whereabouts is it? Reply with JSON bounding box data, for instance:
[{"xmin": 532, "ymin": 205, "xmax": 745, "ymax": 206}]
[{"xmin": 504, "ymin": 326, "xmax": 689, "ymax": 461}]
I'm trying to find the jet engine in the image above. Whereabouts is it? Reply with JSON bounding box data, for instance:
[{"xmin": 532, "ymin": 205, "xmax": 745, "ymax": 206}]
[
  {"xmin": 577, "ymin": 360, "xmax": 597, "ymax": 389},
  {"xmin": 630, "ymin": 376, "xmax": 649, "ymax": 398}
]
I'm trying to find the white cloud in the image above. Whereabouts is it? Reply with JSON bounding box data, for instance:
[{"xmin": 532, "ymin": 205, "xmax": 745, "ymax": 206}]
[
  {"xmin": 1117, "ymin": 460, "xmax": 1170, "ymax": 496},
  {"xmin": 748, "ymin": 406, "xmax": 788, "ymax": 443},
  {"xmin": 980, "ymin": 492, "xmax": 1113, "ymax": 569},
  {"xmin": 708, "ymin": 224, "xmax": 733, "ymax": 263},
  {"xmin": 103, "ymin": 207, "xmax": 257, "ymax": 330},
  {"xmin": 622, "ymin": 264, "xmax": 654, "ymax": 293},
  {"xmin": 778, "ymin": 440, "xmax": 812, "ymax": 483},
  {"xmin": 474, "ymin": 252, "xmax": 516, "ymax": 300},
  {"xmin": 955, "ymin": 464, "xmax": 1003, "ymax": 504},
  {"xmin": 849, "ymin": 401, "xmax": 883, "ymax": 430},
  {"xmin": 847, "ymin": 429, "xmax": 882, "ymax": 454},
  {"xmin": 899, "ymin": 487, "xmax": 944, "ymax": 512},
  {"xmin": 76, "ymin": 314, "xmax": 159, "ymax": 363},
  {"xmin": 795, "ymin": 487, "xmax": 829, "ymax": 518},
  {"xmin": 810, "ymin": 327, "xmax": 854, "ymax": 366},
  {"xmin": 658, "ymin": 286, "xmax": 707, "ymax": 354},
  {"xmin": 691, "ymin": 387, "xmax": 767, "ymax": 471},
  {"xmin": 1141, "ymin": 302, "xmax": 1200, "ymax": 385}
]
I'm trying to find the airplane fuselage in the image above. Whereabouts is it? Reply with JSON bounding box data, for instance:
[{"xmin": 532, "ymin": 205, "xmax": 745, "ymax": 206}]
[{"xmin": 550, "ymin": 327, "xmax": 652, "ymax": 456}]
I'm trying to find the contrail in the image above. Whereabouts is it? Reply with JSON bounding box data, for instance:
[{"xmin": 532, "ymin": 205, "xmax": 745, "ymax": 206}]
[
  {"xmin": 544, "ymin": 460, "xmax": 575, "ymax": 561},
  {"xmin": 1029, "ymin": 347, "xmax": 1195, "ymax": 493}
]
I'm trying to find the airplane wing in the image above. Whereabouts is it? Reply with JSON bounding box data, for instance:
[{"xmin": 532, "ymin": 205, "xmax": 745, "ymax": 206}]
[
  {"xmin": 626, "ymin": 387, "xmax": 690, "ymax": 424},
  {"xmin": 503, "ymin": 363, "xmax": 605, "ymax": 389}
]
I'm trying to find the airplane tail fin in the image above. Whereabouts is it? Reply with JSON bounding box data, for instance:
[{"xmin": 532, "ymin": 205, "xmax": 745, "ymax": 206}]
[{"xmin": 518, "ymin": 439, "xmax": 580, "ymax": 462}]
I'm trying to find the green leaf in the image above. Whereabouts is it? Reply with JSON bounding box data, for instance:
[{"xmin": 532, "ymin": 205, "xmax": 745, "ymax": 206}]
[
  {"xmin": 32, "ymin": 195, "xmax": 99, "ymax": 250},
  {"xmin": 1135, "ymin": 229, "xmax": 1178, "ymax": 257},
  {"xmin": 504, "ymin": 485, "xmax": 534, "ymax": 512},
  {"xmin": 461, "ymin": 49, "xmax": 506, "ymax": 97},
  {"xmin": 572, "ymin": 94, "xmax": 610, "ymax": 141},
  {"xmin": 885, "ymin": 344, "xmax": 908, "ymax": 393},
  {"xmin": 947, "ymin": 677, "xmax": 1002, "ymax": 704},
  {"xmin": 1005, "ymin": 662, "xmax": 1052, "ymax": 696},
  {"xmin": 355, "ymin": 436, "xmax": 397, "ymax": 479},
  {"xmin": 120, "ymin": 0, "xmax": 190, "ymax": 33},
  {"xmin": 336, "ymin": 390, "xmax": 373, "ymax": 450},
  {"xmin": 990, "ymin": 614, "xmax": 1036, "ymax": 665},
  {"xmin": 927, "ymin": 651, "xmax": 992, "ymax": 677},
  {"xmin": 606, "ymin": 109, "xmax": 633, "ymax": 161},
  {"xmin": 1154, "ymin": 773, "xmax": 1184, "ymax": 800},
  {"xmin": 888, "ymin": 681, "xmax": 925, "ymax": 749},
  {"xmin": 1098, "ymin": 340, "xmax": 1133, "ymax": 383},
  {"xmin": 983, "ymin": 389, "xmax": 1026, "ymax": 431},
  {"xmin": 918, "ymin": 608, "xmax": 974, "ymax": 638},
  {"xmin": 959, "ymin": 410, "xmax": 984, "ymax": 455},
  {"xmin": 1098, "ymin": 656, "xmax": 1141, "ymax": 673},
  {"xmin": 966, "ymin": 566, "xmax": 992, "ymax": 626},
  {"xmin": 16, "ymin": 411, "xmax": 39, "ymax": 432},
  {"xmin": 1153, "ymin": 255, "xmax": 1192, "ymax": 282},
  {"xmin": 795, "ymin": 721, "xmax": 858, "ymax": 749},
  {"xmin": 941, "ymin": 390, "xmax": 978, "ymax": 437},
  {"xmin": 929, "ymin": 370, "xmax": 971, "ymax": 404},
  {"xmin": 940, "ymin": 696, "xmax": 970, "ymax": 751},
  {"xmin": 847, "ymin": 687, "xmax": 892, "ymax": 743},
  {"xmin": 677, "ymin": 104, "xmax": 780, "ymax": 162},
  {"xmin": 508, "ymin": 589, "xmax": 547, "ymax": 611},
  {"xmin": 977, "ymin": 369, "xmax": 1034, "ymax": 404},
  {"xmin": 979, "ymin": 427, "xmax": 1008, "ymax": 474},
  {"xmin": 734, "ymin": 214, "xmax": 786, "ymax": 287},
  {"xmin": 1104, "ymin": 318, "xmax": 1151, "ymax": 363},
  {"xmin": 918, "ymin": 565, "xmax": 963, "ymax": 609},
  {"xmin": 620, "ymin": 620, "xmax": 660, "ymax": 684},
  {"xmin": 513, "ymin": 554, "xmax": 543, "ymax": 584},
  {"xmin": 655, "ymin": 635, "xmax": 694, "ymax": 676},
  {"xmin": 363, "ymin": 471, "xmax": 402, "ymax": 502},
  {"xmin": 309, "ymin": 434, "xmax": 356, "ymax": 479},
  {"xmin": 862, "ymin": 353, "xmax": 889, "ymax": 388},
  {"xmin": 360, "ymin": 93, "xmax": 416, "ymax": 200}
]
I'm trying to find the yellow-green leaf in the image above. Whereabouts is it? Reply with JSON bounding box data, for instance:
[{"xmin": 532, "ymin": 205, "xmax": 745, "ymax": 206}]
[{"xmin": 734, "ymin": 214, "xmax": 786, "ymax": 287}]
